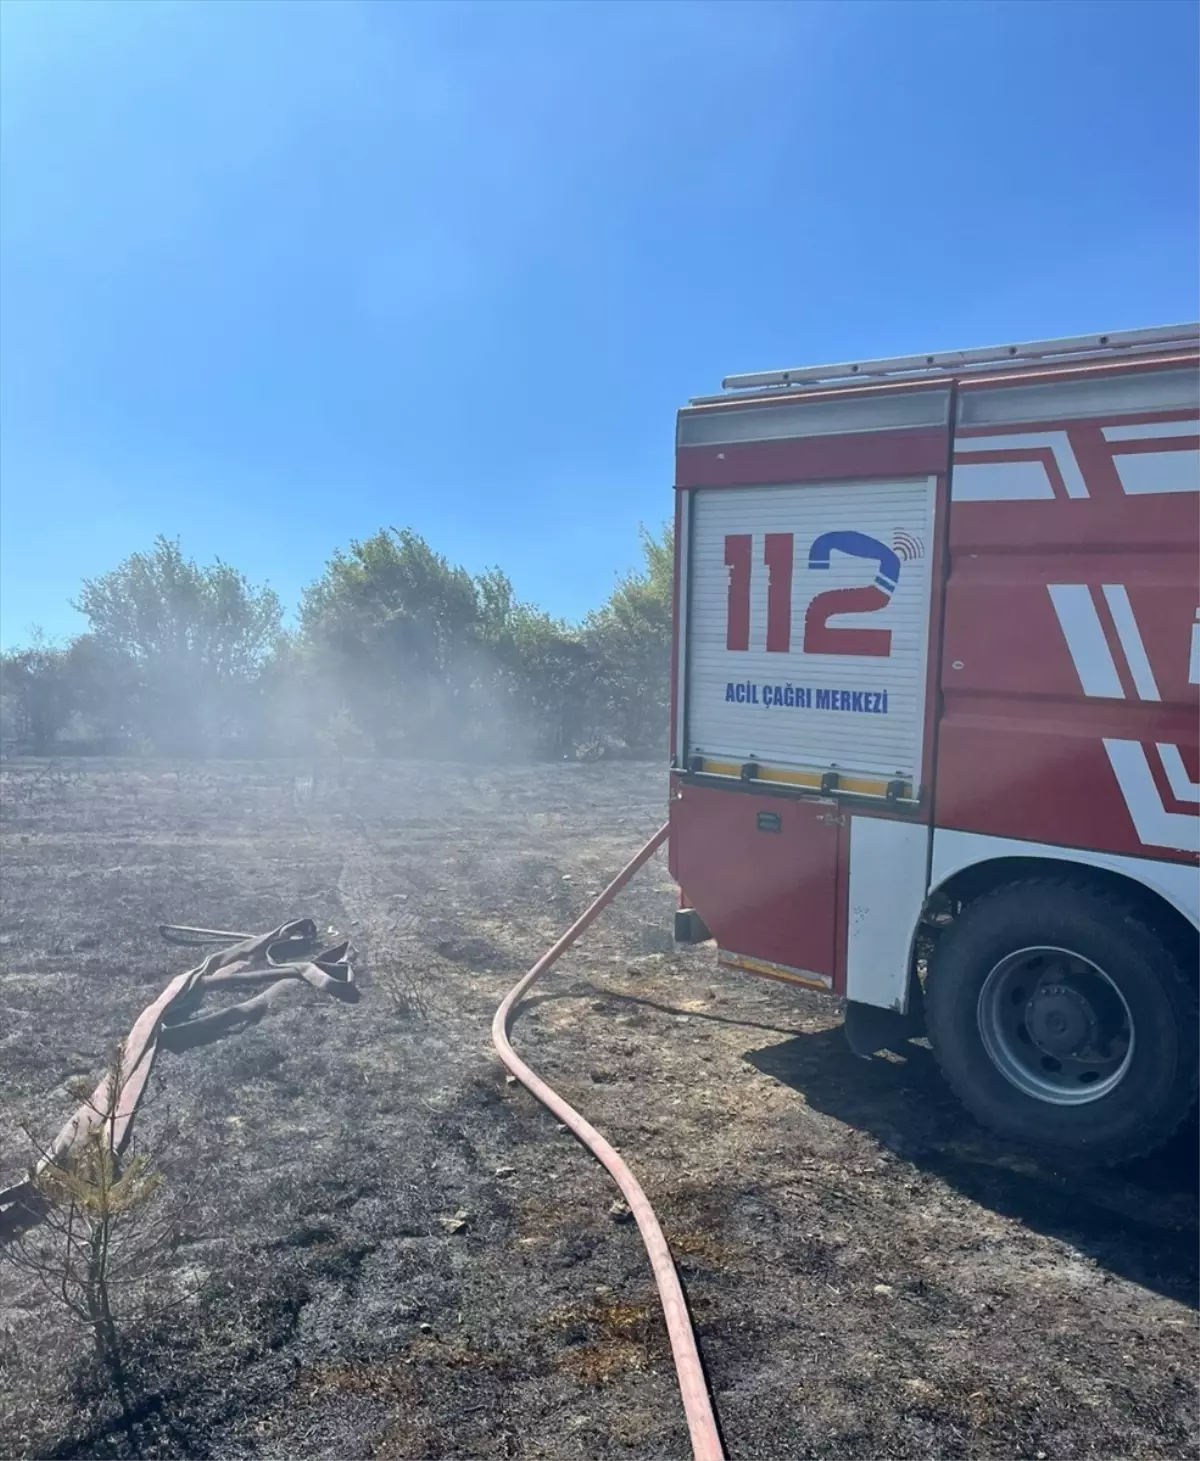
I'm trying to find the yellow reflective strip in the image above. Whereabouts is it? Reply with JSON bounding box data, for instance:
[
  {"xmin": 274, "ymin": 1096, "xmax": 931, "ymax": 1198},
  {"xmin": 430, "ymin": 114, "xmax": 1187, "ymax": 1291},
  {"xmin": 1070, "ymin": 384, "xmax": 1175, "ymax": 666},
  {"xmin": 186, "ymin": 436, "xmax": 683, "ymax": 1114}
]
[
  {"xmin": 695, "ymin": 758, "xmax": 906, "ymax": 800},
  {"xmin": 702, "ymin": 758, "xmax": 822, "ymax": 789},
  {"xmin": 718, "ymin": 951, "xmax": 833, "ymax": 991}
]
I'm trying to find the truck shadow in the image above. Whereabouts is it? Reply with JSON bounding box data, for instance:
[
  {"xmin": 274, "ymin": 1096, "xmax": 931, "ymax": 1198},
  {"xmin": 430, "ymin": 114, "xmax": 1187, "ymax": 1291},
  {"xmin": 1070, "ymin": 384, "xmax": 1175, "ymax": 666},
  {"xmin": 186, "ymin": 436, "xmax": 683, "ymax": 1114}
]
[{"xmin": 744, "ymin": 1027, "xmax": 1199, "ymax": 1309}]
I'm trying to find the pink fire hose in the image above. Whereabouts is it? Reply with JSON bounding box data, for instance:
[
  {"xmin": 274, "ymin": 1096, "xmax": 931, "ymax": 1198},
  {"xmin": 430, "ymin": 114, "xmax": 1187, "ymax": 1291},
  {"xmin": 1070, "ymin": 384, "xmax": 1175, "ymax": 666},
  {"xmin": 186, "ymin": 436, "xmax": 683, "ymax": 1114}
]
[{"xmin": 491, "ymin": 822, "xmax": 726, "ymax": 1461}]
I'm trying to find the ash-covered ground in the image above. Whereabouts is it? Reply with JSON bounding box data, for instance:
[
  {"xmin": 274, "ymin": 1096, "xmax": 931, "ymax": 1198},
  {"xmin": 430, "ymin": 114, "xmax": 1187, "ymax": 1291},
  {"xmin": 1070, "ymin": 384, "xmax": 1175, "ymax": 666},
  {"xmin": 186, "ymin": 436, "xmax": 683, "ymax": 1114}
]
[{"xmin": 1, "ymin": 758, "xmax": 1195, "ymax": 1459}]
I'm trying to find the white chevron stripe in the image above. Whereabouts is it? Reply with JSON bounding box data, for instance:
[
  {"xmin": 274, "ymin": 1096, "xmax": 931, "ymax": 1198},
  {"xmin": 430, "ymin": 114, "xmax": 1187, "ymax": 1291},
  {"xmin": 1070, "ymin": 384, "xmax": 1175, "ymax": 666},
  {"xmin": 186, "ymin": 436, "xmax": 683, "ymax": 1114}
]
[
  {"xmin": 1047, "ymin": 585, "xmax": 1124, "ymax": 698},
  {"xmin": 1110, "ymin": 449, "xmax": 1200, "ymax": 495},
  {"xmin": 1050, "ymin": 588, "xmax": 1198, "ymax": 851},
  {"xmin": 1158, "ymin": 744, "xmax": 1200, "ymax": 805},
  {"xmin": 1103, "ymin": 740, "xmax": 1200, "ymax": 854},
  {"xmin": 954, "ymin": 432, "xmax": 1088, "ymax": 499},
  {"xmin": 1102, "ymin": 418, "xmax": 1200, "ymax": 441},
  {"xmin": 1101, "ymin": 585, "xmax": 1161, "ymax": 701},
  {"xmin": 1191, "ymin": 613, "xmax": 1200, "ymax": 686},
  {"xmin": 952, "ymin": 460, "xmax": 1055, "ymax": 501}
]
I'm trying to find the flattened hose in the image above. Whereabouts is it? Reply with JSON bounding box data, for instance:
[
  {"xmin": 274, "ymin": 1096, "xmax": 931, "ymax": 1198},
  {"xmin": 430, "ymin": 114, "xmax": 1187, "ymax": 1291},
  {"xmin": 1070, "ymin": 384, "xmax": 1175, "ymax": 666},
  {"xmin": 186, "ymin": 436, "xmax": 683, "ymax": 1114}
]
[{"xmin": 491, "ymin": 822, "xmax": 725, "ymax": 1461}]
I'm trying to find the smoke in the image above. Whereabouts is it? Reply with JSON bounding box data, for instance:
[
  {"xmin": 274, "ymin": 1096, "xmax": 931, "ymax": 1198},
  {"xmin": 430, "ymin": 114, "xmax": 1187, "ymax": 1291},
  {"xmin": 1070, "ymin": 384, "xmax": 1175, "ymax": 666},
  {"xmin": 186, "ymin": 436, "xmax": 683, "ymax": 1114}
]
[{"xmin": 0, "ymin": 528, "xmax": 672, "ymax": 765}]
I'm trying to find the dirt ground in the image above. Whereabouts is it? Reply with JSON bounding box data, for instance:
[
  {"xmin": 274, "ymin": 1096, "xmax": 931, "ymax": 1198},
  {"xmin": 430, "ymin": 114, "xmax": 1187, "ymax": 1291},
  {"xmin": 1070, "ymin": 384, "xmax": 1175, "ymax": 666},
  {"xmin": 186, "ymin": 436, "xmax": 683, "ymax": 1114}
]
[{"xmin": 0, "ymin": 757, "xmax": 1195, "ymax": 1461}]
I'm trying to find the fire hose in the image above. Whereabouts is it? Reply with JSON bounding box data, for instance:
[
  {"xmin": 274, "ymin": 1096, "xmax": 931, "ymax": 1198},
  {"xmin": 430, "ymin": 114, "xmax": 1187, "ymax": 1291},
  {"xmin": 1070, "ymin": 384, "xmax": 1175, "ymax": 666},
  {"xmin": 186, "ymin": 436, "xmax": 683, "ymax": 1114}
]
[
  {"xmin": 491, "ymin": 822, "xmax": 726, "ymax": 1461},
  {"xmin": 2, "ymin": 842, "xmax": 724, "ymax": 1453},
  {"xmin": 0, "ymin": 920, "xmax": 357, "ymax": 1242}
]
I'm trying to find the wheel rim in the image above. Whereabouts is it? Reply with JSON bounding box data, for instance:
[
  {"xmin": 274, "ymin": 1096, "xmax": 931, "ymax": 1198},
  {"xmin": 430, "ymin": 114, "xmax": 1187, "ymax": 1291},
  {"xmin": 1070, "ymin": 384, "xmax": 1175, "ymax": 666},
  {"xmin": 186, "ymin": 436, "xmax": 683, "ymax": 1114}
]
[{"xmin": 977, "ymin": 946, "xmax": 1135, "ymax": 1106}]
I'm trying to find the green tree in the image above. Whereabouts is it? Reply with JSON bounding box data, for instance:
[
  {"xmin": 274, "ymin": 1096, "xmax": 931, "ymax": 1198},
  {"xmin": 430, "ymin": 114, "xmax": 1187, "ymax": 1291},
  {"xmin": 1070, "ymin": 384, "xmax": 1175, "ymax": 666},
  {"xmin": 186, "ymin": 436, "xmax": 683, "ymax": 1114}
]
[
  {"xmin": 474, "ymin": 568, "xmax": 587, "ymax": 757},
  {"xmin": 0, "ymin": 631, "xmax": 73, "ymax": 752},
  {"xmin": 61, "ymin": 635, "xmax": 143, "ymax": 748},
  {"xmin": 301, "ymin": 531, "xmax": 597, "ymax": 759},
  {"xmin": 301, "ymin": 528, "xmax": 483, "ymax": 754},
  {"xmin": 75, "ymin": 537, "xmax": 283, "ymax": 751},
  {"xmin": 3, "ymin": 521, "xmax": 680, "ymax": 763},
  {"xmin": 585, "ymin": 523, "xmax": 674, "ymax": 754}
]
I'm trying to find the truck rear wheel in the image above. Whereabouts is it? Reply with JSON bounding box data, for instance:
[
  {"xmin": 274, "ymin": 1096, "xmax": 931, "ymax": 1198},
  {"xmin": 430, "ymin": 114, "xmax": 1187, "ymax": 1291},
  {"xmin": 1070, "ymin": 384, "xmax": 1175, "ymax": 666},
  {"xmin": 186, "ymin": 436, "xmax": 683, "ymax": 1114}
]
[{"xmin": 925, "ymin": 880, "xmax": 1198, "ymax": 1165}]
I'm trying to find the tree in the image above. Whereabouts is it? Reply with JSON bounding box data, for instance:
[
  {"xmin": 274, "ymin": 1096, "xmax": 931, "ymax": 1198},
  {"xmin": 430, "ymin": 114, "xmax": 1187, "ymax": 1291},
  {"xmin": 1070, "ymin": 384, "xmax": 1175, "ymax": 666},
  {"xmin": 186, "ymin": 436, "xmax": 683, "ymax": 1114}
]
[
  {"xmin": 301, "ymin": 528, "xmax": 488, "ymax": 755},
  {"xmin": 585, "ymin": 524, "xmax": 673, "ymax": 753},
  {"xmin": 473, "ymin": 568, "xmax": 587, "ymax": 757},
  {"xmin": 301, "ymin": 523, "xmax": 674, "ymax": 760},
  {"xmin": 0, "ymin": 632, "xmax": 147, "ymax": 753},
  {"xmin": 2, "ymin": 521, "xmax": 679, "ymax": 762},
  {"xmin": 75, "ymin": 538, "xmax": 283, "ymax": 751},
  {"xmin": 0, "ymin": 631, "xmax": 74, "ymax": 752}
]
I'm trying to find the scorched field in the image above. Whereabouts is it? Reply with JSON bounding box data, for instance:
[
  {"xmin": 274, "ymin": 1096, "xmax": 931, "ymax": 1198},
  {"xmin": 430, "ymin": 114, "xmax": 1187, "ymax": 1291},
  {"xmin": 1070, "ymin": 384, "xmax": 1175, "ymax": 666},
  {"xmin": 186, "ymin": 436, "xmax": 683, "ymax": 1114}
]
[{"xmin": 0, "ymin": 758, "xmax": 1195, "ymax": 1460}]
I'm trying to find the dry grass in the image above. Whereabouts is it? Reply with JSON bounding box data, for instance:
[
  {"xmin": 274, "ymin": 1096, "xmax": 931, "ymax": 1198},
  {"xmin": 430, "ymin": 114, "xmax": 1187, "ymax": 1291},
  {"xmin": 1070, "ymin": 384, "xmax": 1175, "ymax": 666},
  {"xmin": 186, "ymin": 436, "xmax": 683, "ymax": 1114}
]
[{"xmin": 544, "ymin": 1293, "xmax": 666, "ymax": 1385}]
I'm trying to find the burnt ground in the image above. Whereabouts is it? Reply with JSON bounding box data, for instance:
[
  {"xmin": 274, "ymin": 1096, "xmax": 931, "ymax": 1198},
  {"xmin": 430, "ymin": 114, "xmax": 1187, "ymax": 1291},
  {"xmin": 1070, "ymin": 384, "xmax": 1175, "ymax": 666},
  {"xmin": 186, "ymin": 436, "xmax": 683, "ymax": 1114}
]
[{"xmin": 0, "ymin": 757, "xmax": 1195, "ymax": 1461}]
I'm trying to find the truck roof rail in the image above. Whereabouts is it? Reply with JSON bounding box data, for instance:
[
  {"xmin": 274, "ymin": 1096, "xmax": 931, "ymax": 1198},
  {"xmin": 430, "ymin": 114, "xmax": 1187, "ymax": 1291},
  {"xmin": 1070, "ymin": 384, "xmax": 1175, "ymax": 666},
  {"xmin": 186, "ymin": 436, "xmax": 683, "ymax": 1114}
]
[{"xmin": 718, "ymin": 323, "xmax": 1200, "ymax": 394}]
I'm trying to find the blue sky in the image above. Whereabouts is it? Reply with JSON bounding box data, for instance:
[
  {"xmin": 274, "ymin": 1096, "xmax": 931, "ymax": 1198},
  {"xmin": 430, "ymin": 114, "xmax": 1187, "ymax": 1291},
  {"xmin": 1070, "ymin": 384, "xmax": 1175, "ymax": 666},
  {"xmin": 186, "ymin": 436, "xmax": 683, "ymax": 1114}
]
[{"xmin": 2, "ymin": 0, "xmax": 1197, "ymax": 647}]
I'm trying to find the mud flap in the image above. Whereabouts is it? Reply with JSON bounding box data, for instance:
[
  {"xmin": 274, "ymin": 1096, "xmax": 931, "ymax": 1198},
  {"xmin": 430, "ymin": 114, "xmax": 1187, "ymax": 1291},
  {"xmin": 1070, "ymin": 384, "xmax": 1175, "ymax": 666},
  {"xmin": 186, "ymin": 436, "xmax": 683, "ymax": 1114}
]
[
  {"xmin": 844, "ymin": 972, "xmax": 926, "ymax": 1059},
  {"xmin": 673, "ymin": 908, "xmax": 712, "ymax": 944}
]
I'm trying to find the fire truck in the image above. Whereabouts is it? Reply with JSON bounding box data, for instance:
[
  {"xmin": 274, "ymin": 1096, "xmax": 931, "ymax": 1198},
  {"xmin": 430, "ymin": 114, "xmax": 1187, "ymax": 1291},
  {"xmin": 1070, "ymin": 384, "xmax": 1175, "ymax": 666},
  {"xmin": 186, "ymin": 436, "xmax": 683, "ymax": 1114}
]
[{"xmin": 668, "ymin": 325, "xmax": 1199, "ymax": 1164}]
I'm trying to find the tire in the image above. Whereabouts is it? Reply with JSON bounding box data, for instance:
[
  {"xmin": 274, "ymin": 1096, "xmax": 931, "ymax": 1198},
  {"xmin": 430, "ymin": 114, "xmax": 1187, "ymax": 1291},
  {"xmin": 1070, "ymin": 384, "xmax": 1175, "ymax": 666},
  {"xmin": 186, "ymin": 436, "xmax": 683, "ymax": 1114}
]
[{"xmin": 925, "ymin": 879, "xmax": 1199, "ymax": 1165}]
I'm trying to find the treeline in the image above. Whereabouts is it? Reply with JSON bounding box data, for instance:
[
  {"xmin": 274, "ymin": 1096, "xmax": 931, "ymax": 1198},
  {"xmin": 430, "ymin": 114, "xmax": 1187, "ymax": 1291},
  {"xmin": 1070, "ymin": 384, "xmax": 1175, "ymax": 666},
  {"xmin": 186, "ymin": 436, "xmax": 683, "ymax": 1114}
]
[{"xmin": 0, "ymin": 527, "xmax": 673, "ymax": 761}]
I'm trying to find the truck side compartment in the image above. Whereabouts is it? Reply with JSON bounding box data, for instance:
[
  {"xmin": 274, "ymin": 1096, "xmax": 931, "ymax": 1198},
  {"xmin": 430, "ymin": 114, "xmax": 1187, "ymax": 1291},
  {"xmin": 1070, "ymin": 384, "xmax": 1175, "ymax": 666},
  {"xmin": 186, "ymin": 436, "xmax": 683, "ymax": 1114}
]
[
  {"xmin": 670, "ymin": 326, "xmax": 1200, "ymax": 1162},
  {"xmin": 670, "ymin": 381, "xmax": 951, "ymax": 997}
]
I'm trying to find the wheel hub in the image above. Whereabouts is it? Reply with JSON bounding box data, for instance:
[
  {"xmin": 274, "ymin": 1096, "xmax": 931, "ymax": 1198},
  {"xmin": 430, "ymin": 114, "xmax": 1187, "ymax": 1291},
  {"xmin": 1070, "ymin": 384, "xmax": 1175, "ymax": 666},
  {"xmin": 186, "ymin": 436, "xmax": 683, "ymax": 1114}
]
[
  {"xmin": 976, "ymin": 946, "xmax": 1135, "ymax": 1106},
  {"xmin": 1024, "ymin": 983, "xmax": 1096, "ymax": 1058}
]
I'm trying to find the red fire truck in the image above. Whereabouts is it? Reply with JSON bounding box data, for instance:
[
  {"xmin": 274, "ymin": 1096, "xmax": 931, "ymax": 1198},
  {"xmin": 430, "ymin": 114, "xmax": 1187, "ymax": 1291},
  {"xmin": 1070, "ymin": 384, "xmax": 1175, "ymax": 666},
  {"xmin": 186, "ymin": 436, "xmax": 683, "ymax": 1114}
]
[{"xmin": 669, "ymin": 325, "xmax": 1199, "ymax": 1164}]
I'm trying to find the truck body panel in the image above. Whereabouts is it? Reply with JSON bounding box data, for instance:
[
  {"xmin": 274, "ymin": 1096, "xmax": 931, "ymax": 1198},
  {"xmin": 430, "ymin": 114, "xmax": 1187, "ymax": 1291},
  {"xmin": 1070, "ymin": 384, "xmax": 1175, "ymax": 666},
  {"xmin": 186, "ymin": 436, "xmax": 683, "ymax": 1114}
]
[
  {"xmin": 940, "ymin": 368, "xmax": 1199, "ymax": 862},
  {"xmin": 670, "ymin": 782, "xmax": 840, "ymax": 988},
  {"xmin": 671, "ymin": 332, "xmax": 1200, "ymax": 1018}
]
